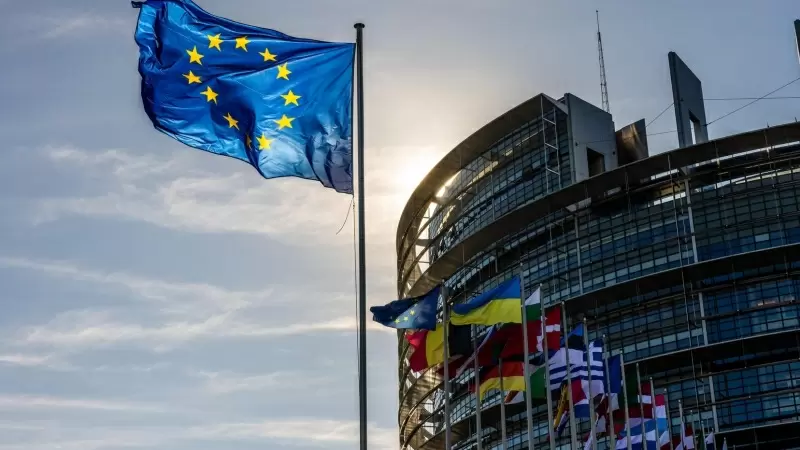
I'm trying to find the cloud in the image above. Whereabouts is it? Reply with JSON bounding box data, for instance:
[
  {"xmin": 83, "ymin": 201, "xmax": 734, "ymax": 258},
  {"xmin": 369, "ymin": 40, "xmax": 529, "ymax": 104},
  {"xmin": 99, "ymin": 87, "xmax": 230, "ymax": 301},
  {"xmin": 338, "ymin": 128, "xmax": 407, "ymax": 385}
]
[
  {"xmin": 18, "ymin": 309, "xmax": 391, "ymax": 351},
  {"xmin": 0, "ymin": 255, "xmax": 391, "ymax": 352},
  {"xmin": 38, "ymin": 14, "xmax": 129, "ymax": 40},
  {"xmin": 0, "ymin": 352, "xmax": 77, "ymax": 371},
  {"xmin": 0, "ymin": 353, "xmax": 51, "ymax": 367},
  {"xmin": 188, "ymin": 419, "xmax": 397, "ymax": 449},
  {"xmin": 0, "ymin": 395, "xmax": 167, "ymax": 413},
  {"xmin": 194, "ymin": 370, "xmax": 331, "ymax": 395},
  {"xmin": 33, "ymin": 144, "xmax": 440, "ymax": 245},
  {"xmin": 34, "ymin": 147, "xmax": 355, "ymax": 241},
  {"xmin": 0, "ymin": 255, "xmax": 264, "ymax": 317},
  {"xmin": 0, "ymin": 419, "xmax": 397, "ymax": 450}
]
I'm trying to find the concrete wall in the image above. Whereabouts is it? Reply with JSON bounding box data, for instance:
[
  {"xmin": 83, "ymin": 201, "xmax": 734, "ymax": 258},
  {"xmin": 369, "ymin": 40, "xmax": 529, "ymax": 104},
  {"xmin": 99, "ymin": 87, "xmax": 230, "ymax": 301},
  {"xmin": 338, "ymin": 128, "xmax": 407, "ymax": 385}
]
[
  {"xmin": 616, "ymin": 119, "xmax": 649, "ymax": 166},
  {"xmin": 795, "ymin": 20, "xmax": 800, "ymax": 64},
  {"xmin": 669, "ymin": 52, "xmax": 709, "ymax": 148},
  {"xmin": 565, "ymin": 93, "xmax": 617, "ymax": 182}
]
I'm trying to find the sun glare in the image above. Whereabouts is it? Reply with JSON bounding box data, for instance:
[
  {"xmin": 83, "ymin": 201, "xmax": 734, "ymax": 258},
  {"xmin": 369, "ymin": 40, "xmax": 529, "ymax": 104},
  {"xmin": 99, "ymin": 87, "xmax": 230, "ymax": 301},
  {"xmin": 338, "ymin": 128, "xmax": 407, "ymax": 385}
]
[{"xmin": 393, "ymin": 150, "xmax": 442, "ymax": 198}]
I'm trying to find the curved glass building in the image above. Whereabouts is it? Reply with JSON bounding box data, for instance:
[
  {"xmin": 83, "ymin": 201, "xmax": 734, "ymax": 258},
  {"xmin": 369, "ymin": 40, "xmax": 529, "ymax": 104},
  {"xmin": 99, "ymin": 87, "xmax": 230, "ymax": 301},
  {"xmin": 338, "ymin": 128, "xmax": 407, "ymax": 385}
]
[{"xmin": 395, "ymin": 59, "xmax": 800, "ymax": 449}]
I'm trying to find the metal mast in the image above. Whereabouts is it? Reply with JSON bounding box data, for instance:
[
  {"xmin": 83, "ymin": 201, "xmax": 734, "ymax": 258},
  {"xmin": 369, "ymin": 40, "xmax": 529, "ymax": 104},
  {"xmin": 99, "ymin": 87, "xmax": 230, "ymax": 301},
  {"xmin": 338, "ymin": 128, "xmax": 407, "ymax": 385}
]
[{"xmin": 596, "ymin": 10, "xmax": 610, "ymax": 113}]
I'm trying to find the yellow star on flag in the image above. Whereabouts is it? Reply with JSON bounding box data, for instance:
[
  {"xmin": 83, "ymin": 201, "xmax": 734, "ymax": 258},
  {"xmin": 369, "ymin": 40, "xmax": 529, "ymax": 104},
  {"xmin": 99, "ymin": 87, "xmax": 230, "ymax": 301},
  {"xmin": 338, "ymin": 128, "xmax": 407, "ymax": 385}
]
[
  {"xmin": 274, "ymin": 115, "xmax": 294, "ymax": 129},
  {"xmin": 259, "ymin": 48, "xmax": 277, "ymax": 62},
  {"xmin": 276, "ymin": 63, "xmax": 291, "ymax": 80},
  {"xmin": 186, "ymin": 46, "xmax": 204, "ymax": 65},
  {"xmin": 183, "ymin": 71, "xmax": 201, "ymax": 84},
  {"xmin": 201, "ymin": 86, "xmax": 218, "ymax": 104},
  {"xmin": 280, "ymin": 90, "xmax": 301, "ymax": 106},
  {"xmin": 207, "ymin": 34, "xmax": 223, "ymax": 51},
  {"xmin": 409, "ymin": 310, "xmax": 416, "ymax": 315},
  {"xmin": 403, "ymin": 316, "xmax": 409, "ymax": 321},
  {"xmin": 235, "ymin": 36, "xmax": 250, "ymax": 51},
  {"xmin": 223, "ymin": 113, "xmax": 239, "ymax": 129},
  {"xmin": 257, "ymin": 133, "xmax": 272, "ymax": 150},
  {"xmin": 246, "ymin": 135, "xmax": 253, "ymax": 150}
]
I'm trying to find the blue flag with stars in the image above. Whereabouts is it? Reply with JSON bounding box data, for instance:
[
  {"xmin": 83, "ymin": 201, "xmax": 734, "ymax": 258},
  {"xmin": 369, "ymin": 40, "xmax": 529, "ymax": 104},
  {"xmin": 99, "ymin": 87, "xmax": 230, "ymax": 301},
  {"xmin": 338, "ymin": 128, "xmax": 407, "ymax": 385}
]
[
  {"xmin": 134, "ymin": 0, "xmax": 355, "ymax": 193},
  {"xmin": 369, "ymin": 286, "xmax": 440, "ymax": 330}
]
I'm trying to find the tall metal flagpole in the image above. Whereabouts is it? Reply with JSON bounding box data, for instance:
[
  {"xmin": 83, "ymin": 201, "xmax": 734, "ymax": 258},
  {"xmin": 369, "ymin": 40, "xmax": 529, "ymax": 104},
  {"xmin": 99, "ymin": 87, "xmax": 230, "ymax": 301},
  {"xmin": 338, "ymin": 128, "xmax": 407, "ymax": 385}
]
[
  {"xmin": 473, "ymin": 327, "xmax": 483, "ymax": 450},
  {"xmin": 561, "ymin": 303, "xmax": 579, "ymax": 450},
  {"xmin": 353, "ymin": 23, "xmax": 368, "ymax": 450},
  {"xmin": 520, "ymin": 272, "xmax": 535, "ymax": 450},
  {"xmin": 542, "ymin": 305, "xmax": 556, "ymax": 450},
  {"xmin": 584, "ymin": 318, "xmax": 597, "ymax": 450},
  {"xmin": 442, "ymin": 286, "xmax": 452, "ymax": 450}
]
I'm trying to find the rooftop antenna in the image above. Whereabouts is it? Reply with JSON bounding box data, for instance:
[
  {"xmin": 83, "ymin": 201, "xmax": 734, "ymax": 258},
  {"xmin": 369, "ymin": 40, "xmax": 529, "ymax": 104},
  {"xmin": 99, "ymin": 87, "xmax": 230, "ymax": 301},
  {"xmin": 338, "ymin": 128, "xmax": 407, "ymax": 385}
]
[{"xmin": 596, "ymin": 10, "xmax": 610, "ymax": 113}]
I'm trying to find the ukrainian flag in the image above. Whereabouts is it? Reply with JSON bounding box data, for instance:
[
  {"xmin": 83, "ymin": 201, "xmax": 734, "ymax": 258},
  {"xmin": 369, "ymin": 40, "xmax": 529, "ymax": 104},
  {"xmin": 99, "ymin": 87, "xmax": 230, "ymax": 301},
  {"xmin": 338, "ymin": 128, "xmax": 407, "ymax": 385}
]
[{"xmin": 450, "ymin": 276, "xmax": 522, "ymax": 326}]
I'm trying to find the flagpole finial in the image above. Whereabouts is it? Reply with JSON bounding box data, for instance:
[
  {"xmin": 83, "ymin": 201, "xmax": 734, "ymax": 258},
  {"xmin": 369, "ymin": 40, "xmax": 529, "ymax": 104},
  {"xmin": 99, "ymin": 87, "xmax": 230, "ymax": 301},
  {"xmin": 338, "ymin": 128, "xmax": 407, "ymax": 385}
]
[{"xmin": 354, "ymin": 23, "xmax": 365, "ymax": 29}]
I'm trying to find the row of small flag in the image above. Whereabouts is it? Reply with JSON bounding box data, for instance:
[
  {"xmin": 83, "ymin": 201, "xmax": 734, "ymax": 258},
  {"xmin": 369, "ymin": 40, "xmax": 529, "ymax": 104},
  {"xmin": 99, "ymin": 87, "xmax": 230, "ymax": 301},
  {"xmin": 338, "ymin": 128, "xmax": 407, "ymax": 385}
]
[{"xmin": 371, "ymin": 276, "xmax": 729, "ymax": 449}]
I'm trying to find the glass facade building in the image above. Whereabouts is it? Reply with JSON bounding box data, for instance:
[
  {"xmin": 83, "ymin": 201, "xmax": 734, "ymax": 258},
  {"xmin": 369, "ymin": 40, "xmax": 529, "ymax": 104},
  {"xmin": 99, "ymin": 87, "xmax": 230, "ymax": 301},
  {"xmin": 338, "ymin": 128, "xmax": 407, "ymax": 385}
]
[{"xmin": 395, "ymin": 93, "xmax": 800, "ymax": 450}]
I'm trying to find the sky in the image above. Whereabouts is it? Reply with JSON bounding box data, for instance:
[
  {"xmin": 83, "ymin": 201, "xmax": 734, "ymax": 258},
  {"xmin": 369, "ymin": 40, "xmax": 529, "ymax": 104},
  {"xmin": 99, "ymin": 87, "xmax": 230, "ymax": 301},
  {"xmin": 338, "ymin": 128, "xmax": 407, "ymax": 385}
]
[{"xmin": 0, "ymin": 1, "xmax": 797, "ymax": 449}]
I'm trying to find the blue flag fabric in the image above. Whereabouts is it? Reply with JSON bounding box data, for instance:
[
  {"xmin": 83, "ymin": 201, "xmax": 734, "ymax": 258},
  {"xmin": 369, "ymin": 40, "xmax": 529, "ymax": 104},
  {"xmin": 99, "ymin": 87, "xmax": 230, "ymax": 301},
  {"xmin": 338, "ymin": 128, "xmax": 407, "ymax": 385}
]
[
  {"xmin": 134, "ymin": 0, "xmax": 355, "ymax": 193},
  {"xmin": 370, "ymin": 286, "xmax": 439, "ymax": 330},
  {"xmin": 606, "ymin": 355, "xmax": 622, "ymax": 394}
]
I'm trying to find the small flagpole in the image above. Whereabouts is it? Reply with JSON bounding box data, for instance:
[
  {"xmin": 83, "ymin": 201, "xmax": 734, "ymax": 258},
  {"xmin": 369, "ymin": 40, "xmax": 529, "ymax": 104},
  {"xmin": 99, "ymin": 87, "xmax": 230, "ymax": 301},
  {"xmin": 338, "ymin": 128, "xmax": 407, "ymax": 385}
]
[
  {"xmin": 473, "ymin": 327, "xmax": 483, "ymax": 450},
  {"xmin": 678, "ymin": 399, "xmax": 687, "ymax": 449},
  {"xmin": 499, "ymin": 357, "xmax": 508, "ymax": 450},
  {"xmin": 442, "ymin": 286, "xmax": 452, "ymax": 450},
  {"xmin": 698, "ymin": 413, "xmax": 705, "ymax": 449},
  {"xmin": 560, "ymin": 302, "xmax": 579, "ymax": 450},
  {"xmin": 584, "ymin": 318, "xmax": 597, "ymax": 450},
  {"xmin": 635, "ymin": 363, "xmax": 644, "ymax": 442},
  {"xmin": 520, "ymin": 271, "xmax": 535, "ymax": 450},
  {"xmin": 663, "ymin": 389, "xmax": 676, "ymax": 450},
  {"xmin": 542, "ymin": 304, "xmax": 556, "ymax": 450},
  {"xmin": 353, "ymin": 23, "xmax": 368, "ymax": 450},
  {"xmin": 602, "ymin": 335, "xmax": 616, "ymax": 450},
  {"xmin": 620, "ymin": 352, "xmax": 632, "ymax": 450},
  {"xmin": 649, "ymin": 378, "xmax": 658, "ymax": 444}
]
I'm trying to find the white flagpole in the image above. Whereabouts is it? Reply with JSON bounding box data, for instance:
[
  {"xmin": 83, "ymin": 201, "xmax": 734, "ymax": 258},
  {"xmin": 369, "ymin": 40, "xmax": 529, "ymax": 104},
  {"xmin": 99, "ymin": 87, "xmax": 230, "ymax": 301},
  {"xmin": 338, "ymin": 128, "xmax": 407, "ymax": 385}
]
[
  {"xmin": 542, "ymin": 304, "xmax": 556, "ymax": 450},
  {"xmin": 442, "ymin": 286, "xmax": 452, "ymax": 450},
  {"xmin": 650, "ymin": 378, "xmax": 658, "ymax": 446},
  {"xmin": 636, "ymin": 363, "xmax": 644, "ymax": 444},
  {"xmin": 663, "ymin": 389, "xmax": 676, "ymax": 450},
  {"xmin": 620, "ymin": 352, "xmax": 632, "ymax": 450},
  {"xmin": 602, "ymin": 335, "xmax": 616, "ymax": 450},
  {"xmin": 520, "ymin": 275, "xmax": 536, "ymax": 450},
  {"xmin": 499, "ymin": 357, "xmax": 508, "ymax": 450},
  {"xmin": 473, "ymin": 328, "xmax": 483, "ymax": 450},
  {"xmin": 561, "ymin": 302, "xmax": 579, "ymax": 450},
  {"xmin": 584, "ymin": 318, "xmax": 597, "ymax": 450},
  {"xmin": 678, "ymin": 399, "xmax": 686, "ymax": 450}
]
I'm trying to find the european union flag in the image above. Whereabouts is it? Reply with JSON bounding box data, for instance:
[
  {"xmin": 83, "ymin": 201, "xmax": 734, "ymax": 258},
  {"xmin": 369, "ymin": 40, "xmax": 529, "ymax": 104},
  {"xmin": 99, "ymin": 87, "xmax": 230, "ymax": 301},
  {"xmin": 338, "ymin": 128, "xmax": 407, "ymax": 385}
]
[
  {"xmin": 134, "ymin": 0, "xmax": 355, "ymax": 193},
  {"xmin": 370, "ymin": 286, "xmax": 440, "ymax": 330}
]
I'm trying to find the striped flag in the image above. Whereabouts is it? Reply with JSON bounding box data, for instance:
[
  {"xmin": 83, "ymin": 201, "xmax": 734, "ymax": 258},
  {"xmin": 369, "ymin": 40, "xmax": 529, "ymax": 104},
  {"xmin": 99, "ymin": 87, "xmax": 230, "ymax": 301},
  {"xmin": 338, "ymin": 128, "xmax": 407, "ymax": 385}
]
[{"xmin": 548, "ymin": 339, "xmax": 605, "ymax": 396}]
